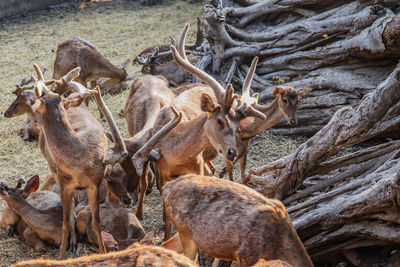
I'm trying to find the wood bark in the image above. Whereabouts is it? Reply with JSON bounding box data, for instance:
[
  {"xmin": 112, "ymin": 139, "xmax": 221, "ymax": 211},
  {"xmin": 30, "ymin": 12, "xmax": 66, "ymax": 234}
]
[{"xmin": 205, "ymin": 0, "xmax": 400, "ymax": 135}]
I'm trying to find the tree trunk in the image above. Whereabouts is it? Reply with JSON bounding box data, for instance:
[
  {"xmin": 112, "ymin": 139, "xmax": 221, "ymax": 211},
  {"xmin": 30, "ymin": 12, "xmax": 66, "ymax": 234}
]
[{"xmin": 205, "ymin": 0, "xmax": 400, "ymax": 135}]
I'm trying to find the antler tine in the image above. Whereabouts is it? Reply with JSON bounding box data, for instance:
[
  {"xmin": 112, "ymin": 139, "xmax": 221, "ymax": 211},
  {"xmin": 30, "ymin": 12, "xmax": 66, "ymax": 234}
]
[
  {"xmin": 33, "ymin": 64, "xmax": 45, "ymax": 81},
  {"xmin": 235, "ymin": 99, "xmax": 266, "ymax": 121},
  {"xmin": 132, "ymin": 106, "xmax": 182, "ymax": 176},
  {"xmin": 171, "ymin": 24, "xmax": 226, "ymax": 104},
  {"xmin": 242, "ymin": 57, "xmax": 259, "ymax": 106},
  {"xmin": 93, "ymin": 86, "xmax": 128, "ymax": 166},
  {"xmin": 31, "ymin": 64, "xmax": 57, "ymax": 98}
]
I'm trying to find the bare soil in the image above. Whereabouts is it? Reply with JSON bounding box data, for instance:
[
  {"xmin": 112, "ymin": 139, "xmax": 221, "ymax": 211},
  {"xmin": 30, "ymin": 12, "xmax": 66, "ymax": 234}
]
[{"xmin": 0, "ymin": 1, "xmax": 306, "ymax": 265}]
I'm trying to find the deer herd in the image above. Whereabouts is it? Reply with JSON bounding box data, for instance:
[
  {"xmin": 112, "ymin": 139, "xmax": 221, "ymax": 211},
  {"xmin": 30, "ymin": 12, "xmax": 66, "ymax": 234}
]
[{"xmin": 1, "ymin": 22, "xmax": 311, "ymax": 267}]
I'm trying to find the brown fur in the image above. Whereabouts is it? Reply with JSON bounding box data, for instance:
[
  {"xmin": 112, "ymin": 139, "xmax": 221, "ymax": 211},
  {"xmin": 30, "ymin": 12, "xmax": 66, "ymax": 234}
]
[
  {"xmin": 163, "ymin": 175, "xmax": 313, "ymax": 267},
  {"xmin": 53, "ymin": 37, "xmax": 127, "ymax": 90},
  {"xmin": 35, "ymin": 97, "xmax": 108, "ymax": 258},
  {"xmin": 4, "ymin": 91, "xmax": 40, "ymax": 141},
  {"xmin": 75, "ymin": 202, "xmax": 145, "ymax": 250},
  {"xmin": 11, "ymin": 244, "xmax": 198, "ymax": 267},
  {"xmin": 141, "ymin": 54, "xmax": 198, "ymax": 87},
  {"xmin": 0, "ymin": 176, "xmax": 63, "ymax": 252},
  {"xmin": 204, "ymin": 86, "xmax": 311, "ymax": 180}
]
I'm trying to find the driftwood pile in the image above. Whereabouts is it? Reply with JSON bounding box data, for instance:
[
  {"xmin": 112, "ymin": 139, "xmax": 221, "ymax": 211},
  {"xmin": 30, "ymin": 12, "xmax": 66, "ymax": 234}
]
[{"xmin": 201, "ymin": 0, "xmax": 400, "ymax": 265}]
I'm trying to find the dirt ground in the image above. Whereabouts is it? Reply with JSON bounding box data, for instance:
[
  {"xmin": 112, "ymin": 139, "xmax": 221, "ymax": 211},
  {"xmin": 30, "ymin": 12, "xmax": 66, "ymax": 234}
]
[{"xmin": 0, "ymin": 1, "xmax": 307, "ymax": 266}]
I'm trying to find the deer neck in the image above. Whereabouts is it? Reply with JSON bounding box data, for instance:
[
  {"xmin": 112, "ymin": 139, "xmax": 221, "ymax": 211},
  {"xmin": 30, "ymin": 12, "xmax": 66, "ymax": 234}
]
[
  {"xmin": 163, "ymin": 113, "xmax": 210, "ymax": 162},
  {"xmin": 41, "ymin": 106, "xmax": 78, "ymax": 150},
  {"xmin": 6, "ymin": 196, "xmax": 45, "ymax": 229},
  {"xmin": 239, "ymin": 97, "xmax": 283, "ymax": 139}
]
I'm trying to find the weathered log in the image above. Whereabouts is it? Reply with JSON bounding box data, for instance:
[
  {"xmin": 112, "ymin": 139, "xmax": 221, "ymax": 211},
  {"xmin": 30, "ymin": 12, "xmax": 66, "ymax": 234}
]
[
  {"xmin": 204, "ymin": 0, "xmax": 400, "ymax": 135},
  {"xmin": 245, "ymin": 60, "xmax": 400, "ymax": 199}
]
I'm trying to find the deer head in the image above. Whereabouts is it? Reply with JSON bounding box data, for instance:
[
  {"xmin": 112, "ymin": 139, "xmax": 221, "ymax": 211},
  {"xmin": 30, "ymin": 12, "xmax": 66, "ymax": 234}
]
[
  {"xmin": 171, "ymin": 24, "xmax": 266, "ymax": 162},
  {"xmin": 272, "ymin": 86, "xmax": 311, "ymax": 125},
  {"xmin": 0, "ymin": 176, "xmax": 39, "ymax": 204}
]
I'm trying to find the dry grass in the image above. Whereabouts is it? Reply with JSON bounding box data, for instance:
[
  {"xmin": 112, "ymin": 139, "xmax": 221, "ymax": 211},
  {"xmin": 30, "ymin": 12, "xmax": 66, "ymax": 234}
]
[{"xmin": 0, "ymin": 1, "xmax": 306, "ymax": 266}]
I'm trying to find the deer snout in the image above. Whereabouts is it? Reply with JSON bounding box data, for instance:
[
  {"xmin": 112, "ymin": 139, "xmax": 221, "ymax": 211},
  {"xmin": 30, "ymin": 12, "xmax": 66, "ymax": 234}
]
[
  {"xmin": 123, "ymin": 195, "xmax": 132, "ymax": 205},
  {"xmin": 226, "ymin": 148, "xmax": 237, "ymax": 161},
  {"xmin": 4, "ymin": 109, "xmax": 12, "ymax": 118}
]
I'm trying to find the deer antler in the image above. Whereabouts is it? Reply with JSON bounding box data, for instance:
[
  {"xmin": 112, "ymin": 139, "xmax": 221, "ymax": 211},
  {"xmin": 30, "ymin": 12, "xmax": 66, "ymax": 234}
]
[
  {"xmin": 241, "ymin": 57, "xmax": 259, "ymax": 106},
  {"xmin": 31, "ymin": 64, "xmax": 57, "ymax": 98},
  {"xmin": 92, "ymin": 86, "xmax": 128, "ymax": 166},
  {"xmin": 132, "ymin": 106, "xmax": 182, "ymax": 176},
  {"xmin": 171, "ymin": 24, "xmax": 226, "ymax": 105},
  {"xmin": 53, "ymin": 67, "xmax": 97, "ymax": 97}
]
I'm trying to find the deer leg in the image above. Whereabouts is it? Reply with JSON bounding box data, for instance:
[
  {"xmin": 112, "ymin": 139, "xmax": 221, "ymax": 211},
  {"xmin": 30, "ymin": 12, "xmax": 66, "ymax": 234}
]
[
  {"xmin": 226, "ymin": 161, "xmax": 234, "ymax": 181},
  {"xmin": 146, "ymin": 165, "xmax": 156, "ymax": 194},
  {"xmin": 179, "ymin": 232, "xmax": 198, "ymax": 261},
  {"xmin": 207, "ymin": 161, "xmax": 216, "ymax": 175},
  {"xmin": 239, "ymin": 140, "xmax": 249, "ymax": 182},
  {"xmin": 23, "ymin": 227, "xmax": 46, "ymax": 252},
  {"xmin": 136, "ymin": 161, "xmax": 150, "ymax": 221},
  {"xmin": 22, "ymin": 125, "xmax": 30, "ymax": 142},
  {"xmin": 87, "ymin": 185, "xmax": 106, "ymax": 254},
  {"xmin": 59, "ymin": 185, "xmax": 74, "ymax": 259}
]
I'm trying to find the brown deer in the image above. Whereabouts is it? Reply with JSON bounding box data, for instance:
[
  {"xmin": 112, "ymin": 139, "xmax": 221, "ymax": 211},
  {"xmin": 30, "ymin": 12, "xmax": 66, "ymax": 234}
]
[
  {"xmin": 4, "ymin": 69, "xmax": 52, "ymax": 141},
  {"xmin": 162, "ymin": 174, "xmax": 314, "ymax": 267},
  {"xmin": 11, "ymin": 243, "xmax": 197, "ymax": 267},
  {"xmin": 52, "ymin": 37, "xmax": 133, "ymax": 92},
  {"xmin": 29, "ymin": 64, "xmax": 128, "ymax": 258},
  {"xmin": 135, "ymin": 17, "xmax": 204, "ymax": 64},
  {"xmin": 75, "ymin": 202, "xmax": 145, "ymax": 250},
  {"xmin": 138, "ymin": 49, "xmax": 198, "ymax": 87},
  {"xmin": 0, "ymin": 176, "xmax": 63, "ymax": 252},
  {"xmin": 204, "ymin": 62, "xmax": 311, "ymax": 181},
  {"xmin": 126, "ymin": 24, "xmax": 266, "ymax": 239},
  {"xmin": 0, "ymin": 176, "xmax": 145, "ymax": 253}
]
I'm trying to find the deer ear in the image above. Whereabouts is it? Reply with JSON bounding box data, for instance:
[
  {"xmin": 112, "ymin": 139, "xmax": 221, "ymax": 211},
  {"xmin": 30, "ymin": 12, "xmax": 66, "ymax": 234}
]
[
  {"xmin": 101, "ymin": 231, "xmax": 120, "ymax": 252},
  {"xmin": 161, "ymin": 233, "xmax": 183, "ymax": 252},
  {"xmin": 200, "ymin": 93, "xmax": 216, "ymax": 113},
  {"xmin": 62, "ymin": 94, "xmax": 84, "ymax": 109},
  {"xmin": 272, "ymin": 86, "xmax": 284, "ymax": 97},
  {"xmin": 140, "ymin": 230, "xmax": 155, "ymax": 245},
  {"xmin": 22, "ymin": 175, "xmax": 39, "ymax": 198},
  {"xmin": 297, "ymin": 88, "xmax": 312, "ymax": 99}
]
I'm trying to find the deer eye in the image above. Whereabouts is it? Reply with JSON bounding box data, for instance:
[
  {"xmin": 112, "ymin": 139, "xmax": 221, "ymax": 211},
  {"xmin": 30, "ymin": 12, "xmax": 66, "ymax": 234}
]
[
  {"xmin": 216, "ymin": 118, "xmax": 224, "ymax": 127},
  {"xmin": 283, "ymin": 99, "xmax": 288, "ymax": 104}
]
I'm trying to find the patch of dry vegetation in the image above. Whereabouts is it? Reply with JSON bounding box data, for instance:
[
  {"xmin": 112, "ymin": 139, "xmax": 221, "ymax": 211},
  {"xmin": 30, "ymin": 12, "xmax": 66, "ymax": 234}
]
[{"xmin": 0, "ymin": 1, "xmax": 306, "ymax": 266}]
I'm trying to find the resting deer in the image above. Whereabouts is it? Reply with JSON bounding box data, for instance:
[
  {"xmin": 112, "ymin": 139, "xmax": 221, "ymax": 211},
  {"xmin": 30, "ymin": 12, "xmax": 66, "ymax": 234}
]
[
  {"xmin": 53, "ymin": 37, "xmax": 133, "ymax": 93},
  {"xmin": 138, "ymin": 48, "xmax": 198, "ymax": 87},
  {"xmin": 11, "ymin": 243, "xmax": 197, "ymax": 267},
  {"xmin": 4, "ymin": 69, "xmax": 51, "ymax": 141},
  {"xmin": 0, "ymin": 176, "xmax": 63, "ymax": 252},
  {"xmin": 162, "ymin": 174, "xmax": 313, "ymax": 267},
  {"xmin": 0, "ymin": 175, "xmax": 146, "ymax": 253},
  {"xmin": 136, "ymin": 17, "xmax": 204, "ymax": 64},
  {"xmin": 204, "ymin": 58, "xmax": 311, "ymax": 181},
  {"xmin": 126, "ymin": 24, "xmax": 265, "ymax": 239},
  {"xmin": 75, "ymin": 202, "xmax": 145, "ymax": 250}
]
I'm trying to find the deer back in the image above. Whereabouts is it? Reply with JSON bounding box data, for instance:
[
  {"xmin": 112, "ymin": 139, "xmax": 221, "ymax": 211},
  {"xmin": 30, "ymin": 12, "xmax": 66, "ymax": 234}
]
[
  {"xmin": 163, "ymin": 174, "xmax": 313, "ymax": 266},
  {"xmin": 11, "ymin": 244, "xmax": 198, "ymax": 267}
]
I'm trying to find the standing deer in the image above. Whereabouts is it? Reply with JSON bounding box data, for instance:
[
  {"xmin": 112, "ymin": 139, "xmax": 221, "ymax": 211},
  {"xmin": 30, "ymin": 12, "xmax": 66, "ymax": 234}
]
[
  {"xmin": 162, "ymin": 174, "xmax": 314, "ymax": 267},
  {"xmin": 126, "ymin": 24, "xmax": 266, "ymax": 239},
  {"xmin": 29, "ymin": 63, "xmax": 129, "ymax": 258},
  {"xmin": 205, "ymin": 83, "xmax": 311, "ymax": 181}
]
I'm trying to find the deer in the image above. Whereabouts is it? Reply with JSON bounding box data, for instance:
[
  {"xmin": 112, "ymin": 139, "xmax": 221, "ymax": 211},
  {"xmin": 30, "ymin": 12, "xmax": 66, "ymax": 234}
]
[
  {"xmin": 137, "ymin": 48, "xmax": 199, "ymax": 87},
  {"xmin": 11, "ymin": 243, "xmax": 197, "ymax": 267},
  {"xmin": 0, "ymin": 176, "xmax": 146, "ymax": 253},
  {"xmin": 162, "ymin": 174, "xmax": 314, "ymax": 267},
  {"xmin": 0, "ymin": 176, "xmax": 63, "ymax": 252},
  {"xmin": 75, "ymin": 202, "xmax": 145, "ymax": 250},
  {"xmin": 135, "ymin": 17, "xmax": 204, "ymax": 64},
  {"xmin": 125, "ymin": 24, "xmax": 266, "ymax": 240},
  {"xmin": 203, "ymin": 57, "xmax": 311, "ymax": 181},
  {"xmin": 4, "ymin": 69, "xmax": 51, "ymax": 141},
  {"xmin": 52, "ymin": 37, "xmax": 133, "ymax": 90}
]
